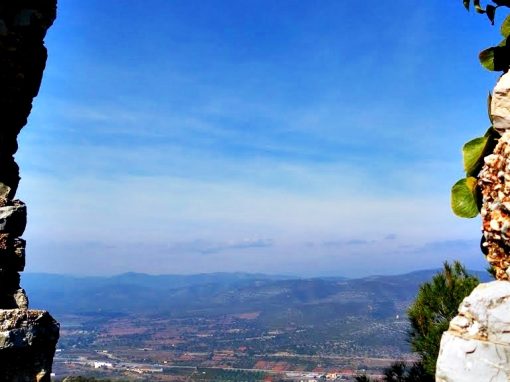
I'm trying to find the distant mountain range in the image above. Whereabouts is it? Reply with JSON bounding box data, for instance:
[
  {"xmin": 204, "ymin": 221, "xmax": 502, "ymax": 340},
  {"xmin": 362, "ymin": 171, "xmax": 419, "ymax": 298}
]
[{"xmin": 21, "ymin": 269, "xmax": 491, "ymax": 319}]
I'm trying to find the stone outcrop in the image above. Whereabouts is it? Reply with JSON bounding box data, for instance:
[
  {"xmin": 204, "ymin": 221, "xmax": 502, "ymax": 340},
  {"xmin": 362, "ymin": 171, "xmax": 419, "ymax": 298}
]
[
  {"xmin": 0, "ymin": 310, "xmax": 59, "ymax": 381},
  {"xmin": 0, "ymin": 1, "xmax": 59, "ymax": 380},
  {"xmin": 491, "ymin": 72, "xmax": 510, "ymax": 135},
  {"xmin": 0, "ymin": 0, "xmax": 58, "ymax": 308},
  {"xmin": 479, "ymin": 71, "xmax": 510, "ymax": 280},
  {"xmin": 478, "ymin": 130, "xmax": 510, "ymax": 280},
  {"xmin": 436, "ymin": 281, "xmax": 510, "ymax": 381},
  {"xmin": 438, "ymin": 71, "xmax": 510, "ymax": 380}
]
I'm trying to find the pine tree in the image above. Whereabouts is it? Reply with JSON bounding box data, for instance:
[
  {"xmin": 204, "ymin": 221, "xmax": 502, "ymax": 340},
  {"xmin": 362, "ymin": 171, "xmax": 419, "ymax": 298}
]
[
  {"xmin": 353, "ymin": 262, "xmax": 477, "ymax": 381},
  {"xmin": 407, "ymin": 261, "xmax": 479, "ymax": 376},
  {"xmin": 354, "ymin": 375, "xmax": 373, "ymax": 382},
  {"xmin": 382, "ymin": 361, "xmax": 408, "ymax": 382}
]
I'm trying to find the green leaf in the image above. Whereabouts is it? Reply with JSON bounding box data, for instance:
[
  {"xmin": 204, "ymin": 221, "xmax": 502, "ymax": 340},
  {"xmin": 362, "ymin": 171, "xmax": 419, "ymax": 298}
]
[
  {"xmin": 464, "ymin": 0, "xmax": 470, "ymax": 10},
  {"xmin": 451, "ymin": 177, "xmax": 479, "ymax": 218},
  {"xmin": 474, "ymin": 0, "xmax": 486, "ymax": 13},
  {"xmin": 479, "ymin": 45, "xmax": 510, "ymax": 71},
  {"xmin": 488, "ymin": 92, "xmax": 493, "ymax": 123},
  {"xmin": 480, "ymin": 47, "xmax": 496, "ymax": 70},
  {"xmin": 463, "ymin": 136, "xmax": 489, "ymax": 175},
  {"xmin": 501, "ymin": 15, "xmax": 510, "ymax": 37},
  {"xmin": 486, "ymin": 5, "xmax": 496, "ymax": 24},
  {"xmin": 485, "ymin": 125, "xmax": 500, "ymax": 138}
]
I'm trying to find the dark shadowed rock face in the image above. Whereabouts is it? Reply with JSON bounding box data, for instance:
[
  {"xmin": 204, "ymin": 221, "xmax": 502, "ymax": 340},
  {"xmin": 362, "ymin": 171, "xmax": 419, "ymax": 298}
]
[
  {"xmin": 0, "ymin": 1, "xmax": 59, "ymax": 380},
  {"xmin": 0, "ymin": 310, "xmax": 59, "ymax": 382},
  {"xmin": 0, "ymin": 1, "xmax": 57, "ymax": 200},
  {"xmin": 0, "ymin": 0, "xmax": 57, "ymax": 307}
]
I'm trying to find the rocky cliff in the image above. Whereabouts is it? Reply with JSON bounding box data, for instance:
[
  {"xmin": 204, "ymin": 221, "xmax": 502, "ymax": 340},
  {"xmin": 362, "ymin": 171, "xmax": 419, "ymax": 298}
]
[
  {"xmin": 437, "ymin": 71, "xmax": 510, "ymax": 381},
  {"xmin": 0, "ymin": 1, "xmax": 59, "ymax": 380}
]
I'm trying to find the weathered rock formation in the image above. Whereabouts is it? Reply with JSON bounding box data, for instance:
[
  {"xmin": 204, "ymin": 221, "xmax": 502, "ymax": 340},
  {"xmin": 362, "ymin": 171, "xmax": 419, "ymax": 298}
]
[
  {"xmin": 437, "ymin": 72, "xmax": 510, "ymax": 380},
  {"xmin": 0, "ymin": 1, "xmax": 59, "ymax": 380},
  {"xmin": 478, "ymin": 131, "xmax": 510, "ymax": 280},
  {"xmin": 436, "ymin": 281, "xmax": 510, "ymax": 381},
  {"xmin": 479, "ymin": 72, "xmax": 510, "ymax": 280},
  {"xmin": 0, "ymin": 310, "xmax": 59, "ymax": 381}
]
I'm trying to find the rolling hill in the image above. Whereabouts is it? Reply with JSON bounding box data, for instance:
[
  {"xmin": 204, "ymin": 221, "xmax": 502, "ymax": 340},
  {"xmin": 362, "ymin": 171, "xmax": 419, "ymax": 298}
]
[{"xmin": 22, "ymin": 269, "xmax": 488, "ymax": 319}]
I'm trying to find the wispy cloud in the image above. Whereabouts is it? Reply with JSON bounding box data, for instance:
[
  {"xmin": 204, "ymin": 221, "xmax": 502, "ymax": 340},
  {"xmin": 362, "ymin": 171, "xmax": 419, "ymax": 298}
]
[
  {"xmin": 198, "ymin": 239, "xmax": 274, "ymax": 254},
  {"xmin": 321, "ymin": 239, "xmax": 375, "ymax": 247},
  {"xmin": 15, "ymin": 0, "xmax": 494, "ymax": 276}
]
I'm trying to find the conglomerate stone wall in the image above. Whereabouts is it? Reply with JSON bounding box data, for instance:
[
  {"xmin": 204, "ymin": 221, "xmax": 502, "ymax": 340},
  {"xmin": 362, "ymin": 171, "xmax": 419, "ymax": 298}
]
[
  {"xmin": 436, "ymin": 72, "xmax": 510, "ymax": 381},
  {"xmin": 0, "ymin": 2, "xmax": 59, "ymax": 381}
]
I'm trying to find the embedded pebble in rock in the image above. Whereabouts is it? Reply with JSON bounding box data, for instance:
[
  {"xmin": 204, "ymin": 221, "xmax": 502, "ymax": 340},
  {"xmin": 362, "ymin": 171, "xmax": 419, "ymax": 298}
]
[
  {"xmin": 478, "ymin": 131, "xmax": 510, "ymax": 279},
  {"xmin": 479, "ymin": 72, "xmax": 510, "ymax": 280}
]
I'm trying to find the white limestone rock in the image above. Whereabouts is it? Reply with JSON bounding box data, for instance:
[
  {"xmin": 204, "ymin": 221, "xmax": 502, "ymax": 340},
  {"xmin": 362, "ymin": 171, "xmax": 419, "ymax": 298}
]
[
  {"xmin": 436, "ymin": 332, "xmax": 510, "ymax": 381},
  {"xmin": 492, "ymin": 72, "xmax": 510, "ymax": 134},
  {"xmin": 436, "ymin": 281, "xmax": 510, "ymax": 381}
]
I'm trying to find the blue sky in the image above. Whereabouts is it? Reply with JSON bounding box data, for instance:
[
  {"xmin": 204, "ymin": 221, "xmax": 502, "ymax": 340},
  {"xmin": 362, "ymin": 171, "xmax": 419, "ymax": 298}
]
[{"xmin": 16, "ymin": 1, "xmax": 505, "ymax": 276}]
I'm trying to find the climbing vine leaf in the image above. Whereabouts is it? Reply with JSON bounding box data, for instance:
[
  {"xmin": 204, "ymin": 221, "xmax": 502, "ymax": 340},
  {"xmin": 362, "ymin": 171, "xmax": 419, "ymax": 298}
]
[
  {"xmin": 451, "ymin": 177, "xmax": 479, "ymax": 218},
  {"xmin": 463, "ymin": 136, "xmax": 489, "ymax": 176},
  {"xmin": 488, "ymin": 93, "xmax": 493, "ymax": 123},
  {"xmin": 501, "ymin": 14, "xmax": 510, "ymax": 36}
]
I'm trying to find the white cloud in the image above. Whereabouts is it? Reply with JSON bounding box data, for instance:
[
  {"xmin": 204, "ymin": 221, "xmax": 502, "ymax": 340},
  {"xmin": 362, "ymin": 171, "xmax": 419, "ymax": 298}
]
[{"xmin": 15, "ymin": 160, "xmax": 481, "ymax": 276}]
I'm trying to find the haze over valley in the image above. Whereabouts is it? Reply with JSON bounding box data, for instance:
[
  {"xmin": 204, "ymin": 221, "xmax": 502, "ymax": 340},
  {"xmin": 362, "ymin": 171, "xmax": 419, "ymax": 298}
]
[{"xmin": 23, "ymin": 269, "xmax": 489, "ymax": 380}]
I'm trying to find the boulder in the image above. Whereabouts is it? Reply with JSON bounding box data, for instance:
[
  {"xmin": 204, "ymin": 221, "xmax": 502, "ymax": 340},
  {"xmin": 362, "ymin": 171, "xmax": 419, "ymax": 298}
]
[
  {"xmin": 492, "ymin": 72, "xmax": 510, "ymax": 134},
  {"xmin": 0, "ymin": 309, "xmax": 59, "ymax": 381},
  {"xmin": 0, "ymin": 236, "xmax": 25, "ymax": 272},
  {"xmin": 0, "ymin": 182, "xmax": 11, "ymax": 207},
  {"xmin": 0, "ymin": 201, "xmax": 26, "ymax": 237},
  {"xmin": 13, "ymin": 289, "xmax": 28, "ymax": 309},
  {"xmin": 436, "ymin": 281, "xmax": 510, "ymax": 381}
]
